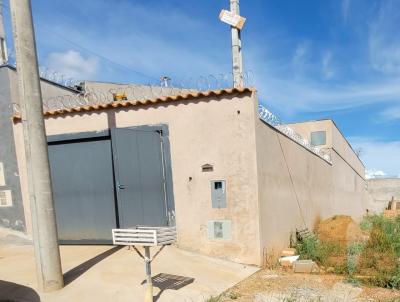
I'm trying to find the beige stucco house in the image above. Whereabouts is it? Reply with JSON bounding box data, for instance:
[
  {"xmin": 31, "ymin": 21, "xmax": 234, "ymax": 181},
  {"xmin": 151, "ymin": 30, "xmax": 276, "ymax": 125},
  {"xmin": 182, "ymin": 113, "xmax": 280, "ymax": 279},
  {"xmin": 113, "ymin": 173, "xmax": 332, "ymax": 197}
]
[
  {"xmin": 12, "ymin": 87, "xmax": 367, "ymax": 266},
  {"xmin": 287, "ymin": 120, "xmax": 367, "ymax": 217}
]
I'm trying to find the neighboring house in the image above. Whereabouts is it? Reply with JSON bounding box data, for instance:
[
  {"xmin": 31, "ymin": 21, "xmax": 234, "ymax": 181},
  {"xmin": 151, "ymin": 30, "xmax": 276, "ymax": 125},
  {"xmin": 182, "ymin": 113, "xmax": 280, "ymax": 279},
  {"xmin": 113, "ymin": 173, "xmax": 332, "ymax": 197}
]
[
  {"xmin": 10, "ymin": 87, "xmax": 368, "ymax": 266},
  {"xmin": 0, "ymin": 64, "xmax": 79, "ymax": 232},
  {"xmin": 367, "ymin": 178, "xmax": 400, "ymax": 213},
  {"xmin": 287, "ymin": 119, "xmax": 367, "ymax": 217}
]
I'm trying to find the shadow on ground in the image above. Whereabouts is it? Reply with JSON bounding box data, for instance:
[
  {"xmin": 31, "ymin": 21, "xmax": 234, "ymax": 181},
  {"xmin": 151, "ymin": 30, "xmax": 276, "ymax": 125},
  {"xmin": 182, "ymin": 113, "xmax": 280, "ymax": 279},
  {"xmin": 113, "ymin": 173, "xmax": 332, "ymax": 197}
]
[
  {"xmin": 63, "ymin": 246, "xmax": 123, "ymax": 286},
  {"xmin": 141, "ymin": 273, "xmax": 195, "ymax": 301},
  {"xmin": 0, "ymin": 280, "xmax": 40, "ymax": 302}
]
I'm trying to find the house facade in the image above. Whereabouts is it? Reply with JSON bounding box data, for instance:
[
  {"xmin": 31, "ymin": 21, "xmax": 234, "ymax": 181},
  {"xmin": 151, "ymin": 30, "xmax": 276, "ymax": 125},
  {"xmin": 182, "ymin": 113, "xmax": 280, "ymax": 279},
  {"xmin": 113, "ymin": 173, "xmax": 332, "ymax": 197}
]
[{"xmin": 10, "ymin": 87, "xmax": 368, "ymax": 266}]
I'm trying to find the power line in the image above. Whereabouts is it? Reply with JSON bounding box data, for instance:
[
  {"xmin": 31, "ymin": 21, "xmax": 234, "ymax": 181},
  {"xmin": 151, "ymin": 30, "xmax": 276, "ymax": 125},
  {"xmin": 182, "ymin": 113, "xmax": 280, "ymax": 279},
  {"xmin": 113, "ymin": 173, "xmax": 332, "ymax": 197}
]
[
  {"xmin": 1, "ymin": 1, "xmax": 159, "ymax": 82},
  {"xmin": 39, "ymin": 25, "xmax": 159, "ymax": 82}
]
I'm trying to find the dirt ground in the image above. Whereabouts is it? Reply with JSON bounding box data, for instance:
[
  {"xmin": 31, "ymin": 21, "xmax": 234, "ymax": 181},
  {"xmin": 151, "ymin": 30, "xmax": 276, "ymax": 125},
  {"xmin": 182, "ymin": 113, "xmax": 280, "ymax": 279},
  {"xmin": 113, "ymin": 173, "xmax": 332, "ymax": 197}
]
[
  {"xmin": 220, "ymin": 269, "xmax": 400, "ymax": 302},
  {"xmin": 315, "ymin": 215, "xmax": 368, "ymax": 244},
  {"xmin": 217, "ymin": 215, "xmax": 400, "ymax": 301}
]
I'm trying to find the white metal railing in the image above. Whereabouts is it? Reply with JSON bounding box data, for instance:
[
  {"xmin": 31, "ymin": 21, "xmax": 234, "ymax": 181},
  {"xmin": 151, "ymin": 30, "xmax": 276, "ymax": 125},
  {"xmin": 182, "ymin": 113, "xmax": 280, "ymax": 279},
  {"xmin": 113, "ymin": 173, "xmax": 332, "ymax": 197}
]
[{"xmin": 112, "ymin": 226, "xmax": 177, "ymax": 247}]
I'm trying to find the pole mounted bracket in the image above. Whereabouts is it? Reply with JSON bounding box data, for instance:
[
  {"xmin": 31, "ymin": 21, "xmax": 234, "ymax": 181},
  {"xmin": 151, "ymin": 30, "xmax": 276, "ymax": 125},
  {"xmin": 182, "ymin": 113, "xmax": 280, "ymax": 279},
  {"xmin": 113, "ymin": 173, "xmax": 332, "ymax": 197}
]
[
  {"xmin": 219, "ymin": 9, "xmax": 246, "ymax": 30},
  {"xmin": 132, "ymin": 245, "xmax": 166, "ymax": 264}
]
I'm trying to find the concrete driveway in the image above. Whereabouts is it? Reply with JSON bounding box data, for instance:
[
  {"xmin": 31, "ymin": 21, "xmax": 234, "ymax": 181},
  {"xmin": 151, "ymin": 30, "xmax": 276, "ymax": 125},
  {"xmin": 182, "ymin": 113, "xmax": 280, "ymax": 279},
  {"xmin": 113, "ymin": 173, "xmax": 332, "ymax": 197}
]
[{"xmin": 0, "ymin": 244, "xmax": 258, "ymax": 302}]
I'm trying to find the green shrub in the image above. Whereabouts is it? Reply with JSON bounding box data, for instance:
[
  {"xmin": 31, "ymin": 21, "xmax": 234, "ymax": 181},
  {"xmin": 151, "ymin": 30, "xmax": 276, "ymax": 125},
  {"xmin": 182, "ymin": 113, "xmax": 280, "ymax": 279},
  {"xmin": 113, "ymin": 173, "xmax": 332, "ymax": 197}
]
[
  {"xmin": 346, "ymin": 242, "xmax": 365, "ymax": 276},
  {"xmin": 227, "ymin": 291, "xmax": 240, "ymax": 300},
  {"xmin": 360, "ymin": 215, "xmax": 400, "ymax": 257},
  {"xmin": 295, "ymin": 236, "xmax": 344, "ymax": 268},
  {"xmin": 388, "ymin": 268, "xmax": 400, "ymax": 289},
  {"xmin": 295, "ymin": 215, "xmax": 400, "ymax": 289},
  {"xmin": 345, "ymin": 275, "xmax": 361, "ymax": 286},
  {"xmin": 357, "ymin": 215, "xmax": 400, "ymax": 289},
  {"xmin": 296, "ymin": 235, "xmax": 319, "ymax": 260}
]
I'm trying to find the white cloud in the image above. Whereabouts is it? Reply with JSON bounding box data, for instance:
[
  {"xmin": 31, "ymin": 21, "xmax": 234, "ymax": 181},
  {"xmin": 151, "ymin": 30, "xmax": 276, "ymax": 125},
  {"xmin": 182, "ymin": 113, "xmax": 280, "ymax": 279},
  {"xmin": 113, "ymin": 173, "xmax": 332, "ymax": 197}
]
[
  {"xmin": 321, "ymin": 51, "xmax": 335, "ymax": 79},
  {"xmin": 369, "ymin": 0, "xmax": 400, "ymax": 74},
  {"xmin": 292, "ymin": 43, "xmax": 308, "ymax": 66},
  {"xmin": 46, "ymin": 50, "xmax": 99, "ymax": 80},
  {"xmin": 290, "ymin": 42, "xmax": 312, "ymax": 78},
  {"xmin": 365, "ymin": 170, "xmax": 387, "ymax": 179},
  {"xmin": 245, "ymin": 0, "xmax": 400, "ymax": 115},
  {"xmin": 37, "ymin": 1, "xmax": 228, "ymax": 83},
  {"xmin": 247, "ymin": 34, "xmax": 400, "ymax": 114},
  {"xmin": 379, "ymin": 106, "xmax": 400, "ymax": 121},
  {"xmin": 349, "ymin": 137, "xmax": 400, "ymax": 177},
  {"xmin": 252, "ymin": 61, "xmax": 400, "ymax": 114}
]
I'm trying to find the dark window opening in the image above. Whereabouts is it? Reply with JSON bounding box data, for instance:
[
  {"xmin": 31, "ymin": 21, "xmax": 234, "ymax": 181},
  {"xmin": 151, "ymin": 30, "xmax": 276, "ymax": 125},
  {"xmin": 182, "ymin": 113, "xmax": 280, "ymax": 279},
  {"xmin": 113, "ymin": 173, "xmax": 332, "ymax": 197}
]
[{"xmin": 202, "ymin": 164, "xmax": 214, "ymax": 172}]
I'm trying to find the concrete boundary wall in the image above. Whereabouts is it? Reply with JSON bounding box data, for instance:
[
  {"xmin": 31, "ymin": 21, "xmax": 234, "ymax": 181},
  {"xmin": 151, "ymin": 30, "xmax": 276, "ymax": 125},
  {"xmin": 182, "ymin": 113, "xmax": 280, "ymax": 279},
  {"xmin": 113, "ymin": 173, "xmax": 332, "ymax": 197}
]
[
  {"xmin": 331, "ymin": 149, "xmax": 367, "ymax": 218},
  {"xmin": 331, "ymin": 124, "xmax": 364, "ymax": 177},
  {"xmin": 254, "ymin": 95, "xmax": 366, "ymax": 262},
  {"xmin": 255, "ymin": 117, "xmax": 333, "ymax": 262}
]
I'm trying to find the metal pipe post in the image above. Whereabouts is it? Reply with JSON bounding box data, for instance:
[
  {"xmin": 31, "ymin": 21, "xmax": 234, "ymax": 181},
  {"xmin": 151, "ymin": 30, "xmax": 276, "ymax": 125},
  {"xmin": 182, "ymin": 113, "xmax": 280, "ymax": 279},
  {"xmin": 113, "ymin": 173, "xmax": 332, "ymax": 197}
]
[
  {"xmin": 144, "ymin": 246, "xmax": 153, "ymax": 302},
  {"xmin": 9, "ymin": 0, "xmax": 64, "ymax": 292}
]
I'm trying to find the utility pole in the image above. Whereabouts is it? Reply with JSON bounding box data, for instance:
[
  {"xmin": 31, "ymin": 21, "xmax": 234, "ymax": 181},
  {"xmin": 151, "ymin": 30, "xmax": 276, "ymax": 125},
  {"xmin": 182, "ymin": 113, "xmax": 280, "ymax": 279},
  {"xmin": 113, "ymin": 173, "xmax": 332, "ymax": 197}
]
[
  {"xmin": 9, "ymin": 0, "xmax": 64, "ymax": 292},
  {"xmin": 0, "ymin": 0, "xmax": 8, "ymax": 64},
  {"xmin": 230, "ymin": 0, "xmax": 243, "ymax": 88}
]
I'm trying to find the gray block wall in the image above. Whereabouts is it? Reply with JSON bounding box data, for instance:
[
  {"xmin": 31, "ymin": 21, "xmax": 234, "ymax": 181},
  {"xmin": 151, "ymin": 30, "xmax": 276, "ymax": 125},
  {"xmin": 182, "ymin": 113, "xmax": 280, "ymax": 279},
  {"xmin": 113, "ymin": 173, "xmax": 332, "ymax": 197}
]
[{"xmin": 0, "ymin": 66, "xmax": 25, "ymax": 231}]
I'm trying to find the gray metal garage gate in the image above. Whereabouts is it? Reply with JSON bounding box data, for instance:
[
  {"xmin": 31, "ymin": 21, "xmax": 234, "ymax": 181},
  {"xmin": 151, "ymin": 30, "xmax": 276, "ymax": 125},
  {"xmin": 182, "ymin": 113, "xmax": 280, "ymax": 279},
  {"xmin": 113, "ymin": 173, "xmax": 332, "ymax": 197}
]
[{"xmin": 47, "ymin": 125, "xmax": 174, "ymax": 244}]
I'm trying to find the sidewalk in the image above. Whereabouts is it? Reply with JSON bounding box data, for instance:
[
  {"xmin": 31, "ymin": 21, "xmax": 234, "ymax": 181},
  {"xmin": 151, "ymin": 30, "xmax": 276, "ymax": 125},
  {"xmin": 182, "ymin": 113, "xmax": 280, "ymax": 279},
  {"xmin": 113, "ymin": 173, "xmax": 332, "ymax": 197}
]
[{"xmin": 0, "ymin": 244, "xmax": 258, "ymax": 302}]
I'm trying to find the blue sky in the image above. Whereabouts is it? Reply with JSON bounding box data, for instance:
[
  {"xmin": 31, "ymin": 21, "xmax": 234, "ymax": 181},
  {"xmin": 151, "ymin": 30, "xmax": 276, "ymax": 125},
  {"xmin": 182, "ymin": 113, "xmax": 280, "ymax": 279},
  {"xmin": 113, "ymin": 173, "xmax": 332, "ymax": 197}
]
[{"xmin": 2, "ymin": 0, "xmax": 399, "ymax": 177}]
